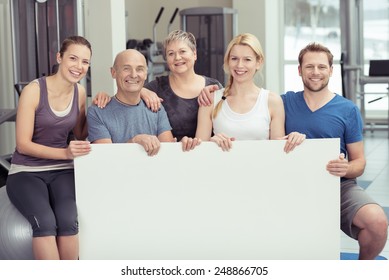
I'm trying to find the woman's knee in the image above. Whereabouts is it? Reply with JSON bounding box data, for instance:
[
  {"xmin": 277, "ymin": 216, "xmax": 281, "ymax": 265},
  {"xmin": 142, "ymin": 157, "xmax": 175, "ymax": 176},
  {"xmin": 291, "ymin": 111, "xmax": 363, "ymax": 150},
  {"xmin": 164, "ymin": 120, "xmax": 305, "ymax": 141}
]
[{"xmin": 55, "ymin": 207, "xmax": 79, "ymax": 235}]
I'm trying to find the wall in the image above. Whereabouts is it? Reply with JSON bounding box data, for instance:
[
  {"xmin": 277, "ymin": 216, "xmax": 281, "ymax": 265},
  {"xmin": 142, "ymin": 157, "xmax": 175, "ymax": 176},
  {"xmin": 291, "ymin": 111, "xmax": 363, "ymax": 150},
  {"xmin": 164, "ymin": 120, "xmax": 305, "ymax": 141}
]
[
  {"xmin": 84, "ymin": 0, "xmax": 126, "ymax": 98},
  {"xmin": 232, "ymin": 0, "xmax": 283, "ymax": 94}
]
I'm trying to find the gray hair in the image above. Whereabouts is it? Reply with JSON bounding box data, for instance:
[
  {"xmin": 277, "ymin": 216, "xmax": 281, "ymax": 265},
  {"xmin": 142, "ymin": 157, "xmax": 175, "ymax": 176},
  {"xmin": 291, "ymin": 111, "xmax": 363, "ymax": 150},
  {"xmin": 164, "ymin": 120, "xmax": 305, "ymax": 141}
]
[{"xmin": 163, "ymin": 30, "xmax": 197, "ymax": 60}]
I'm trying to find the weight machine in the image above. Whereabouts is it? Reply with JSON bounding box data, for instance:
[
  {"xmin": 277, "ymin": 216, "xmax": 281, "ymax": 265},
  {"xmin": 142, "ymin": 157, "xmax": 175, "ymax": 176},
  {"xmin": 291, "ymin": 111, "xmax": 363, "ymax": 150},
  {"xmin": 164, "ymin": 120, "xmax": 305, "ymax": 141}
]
[
  {"xmin": 126, "ymin": 7, "xmax": 179, "ymax": 82},
  {"xmin": 180, "ymin": 7, "xmax": 238, "ymax": 85}
]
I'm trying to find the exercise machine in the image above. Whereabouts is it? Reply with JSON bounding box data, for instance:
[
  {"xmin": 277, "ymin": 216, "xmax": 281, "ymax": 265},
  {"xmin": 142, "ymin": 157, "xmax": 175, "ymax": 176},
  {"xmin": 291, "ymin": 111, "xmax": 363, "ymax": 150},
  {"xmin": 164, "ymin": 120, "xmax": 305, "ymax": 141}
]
[
  {"xmin": 180, "ymin": 7, "xmax": 238, "ymax": 85},
  {"xmin": 340, "ymin": 0, "xmax": 389, "ymax": 134},
  {"xmin": 126, "ymin": 7, "xmax": 179, "ymax": 82}
]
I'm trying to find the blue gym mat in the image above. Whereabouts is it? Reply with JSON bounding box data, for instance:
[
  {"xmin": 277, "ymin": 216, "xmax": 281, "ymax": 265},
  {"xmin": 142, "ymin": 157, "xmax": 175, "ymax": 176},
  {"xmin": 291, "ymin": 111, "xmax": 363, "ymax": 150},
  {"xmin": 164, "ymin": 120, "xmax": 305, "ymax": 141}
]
[{"xmin": 340, "ymin": 252, "xmax": 387, "ymax": 260}]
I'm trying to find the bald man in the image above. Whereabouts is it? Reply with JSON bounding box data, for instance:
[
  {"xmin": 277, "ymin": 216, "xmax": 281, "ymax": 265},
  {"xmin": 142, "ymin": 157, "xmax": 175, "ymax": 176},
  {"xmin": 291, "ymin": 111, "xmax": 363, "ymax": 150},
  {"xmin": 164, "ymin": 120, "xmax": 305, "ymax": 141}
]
[{"xmin": 87, "ymin": 49, "xmax": 173, "ymax": 156}]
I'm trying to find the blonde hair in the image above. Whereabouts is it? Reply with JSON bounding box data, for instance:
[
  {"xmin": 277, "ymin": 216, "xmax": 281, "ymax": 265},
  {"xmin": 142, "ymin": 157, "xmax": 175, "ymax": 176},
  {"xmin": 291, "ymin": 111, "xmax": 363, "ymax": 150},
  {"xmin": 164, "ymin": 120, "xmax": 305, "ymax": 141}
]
[
  {"xmin": 163, "ymin": 30, "xmax": 197, "ymax": 60},
  {"xmin": 213, "ymin": 33, "xmax": 264, "ymax": 119}
]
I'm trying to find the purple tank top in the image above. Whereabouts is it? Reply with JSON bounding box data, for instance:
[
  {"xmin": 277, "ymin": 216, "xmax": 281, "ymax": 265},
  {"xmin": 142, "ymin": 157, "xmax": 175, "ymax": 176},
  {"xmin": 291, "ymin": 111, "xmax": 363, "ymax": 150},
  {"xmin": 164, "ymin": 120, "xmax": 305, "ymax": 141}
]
[{"xmin": 11, "ymin": 76, "xmax": 79, "ymax": 166}]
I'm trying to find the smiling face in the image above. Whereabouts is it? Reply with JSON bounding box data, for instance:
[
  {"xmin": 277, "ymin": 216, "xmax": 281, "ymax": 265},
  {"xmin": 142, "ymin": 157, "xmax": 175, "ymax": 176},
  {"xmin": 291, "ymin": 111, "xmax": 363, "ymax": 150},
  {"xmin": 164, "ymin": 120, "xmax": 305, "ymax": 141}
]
[
  {"xmin": 227, "ymin": 44, "xmax": 261, "ymax": 83},
  {"xmin": 165, "ymin": 39, "xmax": 197, "ymax": 75},
  {"xmin": 298, "ymin": 51, "xmax": 333, "ymax": 93},
  {"xmin": 111, "ymin": 49, "xmax": 148, "ymax": 94},
  {"xmin": 57, "ymin": 43, "xmax": 91, "ymax": 82}
]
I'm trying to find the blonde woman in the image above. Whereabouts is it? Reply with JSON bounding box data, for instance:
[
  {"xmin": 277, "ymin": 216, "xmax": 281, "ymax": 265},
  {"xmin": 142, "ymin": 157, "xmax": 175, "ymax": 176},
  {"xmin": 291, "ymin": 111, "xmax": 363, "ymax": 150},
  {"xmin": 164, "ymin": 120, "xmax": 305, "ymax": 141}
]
[{"xmin": 196, "ymin": 33, "xmax": 304, "ymax": 152}]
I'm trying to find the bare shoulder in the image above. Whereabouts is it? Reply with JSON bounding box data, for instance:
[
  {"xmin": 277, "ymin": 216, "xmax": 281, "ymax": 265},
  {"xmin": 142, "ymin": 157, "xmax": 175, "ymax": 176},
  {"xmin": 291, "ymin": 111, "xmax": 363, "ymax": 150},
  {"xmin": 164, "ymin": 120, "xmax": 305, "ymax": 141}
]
[
  {"xmin": 267, "ymin": 91, "xmax": 283, "ymax": 105},
  {"xmin": 75, "ymin": 83, "xmax": 87, "ymax": 109},
  {"xmin": 18, "ymin": 80, "xmax": 40, "ymax": 106},
  {"xmin": 76, "ymin": 83, "xmax": 87, "ymax": 97},
  {"xmin": 22, "ymin": 80, "xmax": 40, "ymax": 93}
]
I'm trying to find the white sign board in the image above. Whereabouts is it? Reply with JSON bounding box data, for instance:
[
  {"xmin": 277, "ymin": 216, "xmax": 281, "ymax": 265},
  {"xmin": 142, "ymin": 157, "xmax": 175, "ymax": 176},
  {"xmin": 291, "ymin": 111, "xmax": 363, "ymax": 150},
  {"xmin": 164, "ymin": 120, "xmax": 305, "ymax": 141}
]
[{"xmin": 75, "ymin": 139, "xmax": 340, "ymax": 260}]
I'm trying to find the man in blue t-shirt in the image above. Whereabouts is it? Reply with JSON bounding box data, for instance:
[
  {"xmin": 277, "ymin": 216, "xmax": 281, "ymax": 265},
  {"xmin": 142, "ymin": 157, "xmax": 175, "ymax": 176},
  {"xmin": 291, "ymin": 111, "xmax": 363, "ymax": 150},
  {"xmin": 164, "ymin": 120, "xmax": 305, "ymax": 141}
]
[
  {"xmin": 87, "ymin": 49, "xmax": 173, "ymax": 156},
  {"xmin": 281, "ymin": 42, "xmax": 387, "ymax": 260}
]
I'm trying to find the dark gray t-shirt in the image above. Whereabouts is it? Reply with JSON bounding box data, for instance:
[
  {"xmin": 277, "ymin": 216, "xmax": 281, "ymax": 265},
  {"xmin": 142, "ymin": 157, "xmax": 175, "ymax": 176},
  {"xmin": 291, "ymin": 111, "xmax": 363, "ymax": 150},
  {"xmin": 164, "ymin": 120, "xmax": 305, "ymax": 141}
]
[{"xmin": 144, "ymin": 75, "xmax": 222, "ymax": 141}]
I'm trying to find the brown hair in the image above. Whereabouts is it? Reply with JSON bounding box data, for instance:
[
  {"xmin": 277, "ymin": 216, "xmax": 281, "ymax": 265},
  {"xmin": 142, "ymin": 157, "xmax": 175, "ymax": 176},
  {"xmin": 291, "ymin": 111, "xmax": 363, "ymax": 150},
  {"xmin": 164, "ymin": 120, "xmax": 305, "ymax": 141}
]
[
  {"xmin": 298, "ymin": 42, "xmax": 333, "ymax": 67},
  {"xmin": 58, "ymin": 35, "xmax": 92, "ymax": 58}
]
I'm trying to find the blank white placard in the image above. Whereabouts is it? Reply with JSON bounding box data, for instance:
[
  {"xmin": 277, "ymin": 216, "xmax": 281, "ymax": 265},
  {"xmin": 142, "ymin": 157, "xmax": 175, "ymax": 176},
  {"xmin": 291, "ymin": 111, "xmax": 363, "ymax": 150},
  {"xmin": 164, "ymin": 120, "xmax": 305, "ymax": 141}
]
[{"xmin": 74, "ymin": 139, "xmax": 340, "ymax": 260}]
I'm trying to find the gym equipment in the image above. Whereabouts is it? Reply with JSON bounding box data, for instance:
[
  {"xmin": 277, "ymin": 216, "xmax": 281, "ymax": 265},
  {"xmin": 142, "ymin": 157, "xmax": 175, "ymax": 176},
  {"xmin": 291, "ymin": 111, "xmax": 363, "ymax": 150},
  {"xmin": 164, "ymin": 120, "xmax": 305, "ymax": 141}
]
[
  {"xmin": 366, "ymin": 60, "xmax": 389, "ymax": 104},
  {"xmin": 167, "ymin": 8, "xmax": 180, "ymax": 35},
  {"xmin": 359, "ymin": 60, "xmax": 389, "ymax": 133},
  {"xmin": 126, "ymin": 7, "xmax": 179, "ymax": 82},
  {"xmin": 0, "ymin": 186, "xmax": 34, "ymax": 260},
  {"xmin": 147, "ymin": 7, "xmax": 167, "ymax": 82},
  {"xmin": 180, "ymin": 7, "xmax": 238, "ymax": 85},
  {"xmin": 340, "ymin": 1, "xmax": 389, "ymax": 133}
]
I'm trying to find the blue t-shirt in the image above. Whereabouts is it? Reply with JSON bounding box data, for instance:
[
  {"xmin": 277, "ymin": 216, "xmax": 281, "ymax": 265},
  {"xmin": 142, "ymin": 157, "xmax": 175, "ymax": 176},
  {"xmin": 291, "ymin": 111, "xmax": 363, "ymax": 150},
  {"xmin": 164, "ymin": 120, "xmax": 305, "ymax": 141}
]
[
  {"xmin": 281, "ymin": 91, "xmax": 363, "ymax": 156},
  {"xmin": 87, "ymin": 98, "xmax": 172, "ymax": 143}
]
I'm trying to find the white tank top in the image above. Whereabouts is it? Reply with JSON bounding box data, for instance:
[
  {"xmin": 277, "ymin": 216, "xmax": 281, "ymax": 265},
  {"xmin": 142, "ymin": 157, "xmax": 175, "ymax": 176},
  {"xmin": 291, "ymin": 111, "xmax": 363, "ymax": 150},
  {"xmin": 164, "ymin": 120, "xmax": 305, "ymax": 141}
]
[{"xmin": 212, "ymin": 88, "xmax": 270, "ymax": 140}]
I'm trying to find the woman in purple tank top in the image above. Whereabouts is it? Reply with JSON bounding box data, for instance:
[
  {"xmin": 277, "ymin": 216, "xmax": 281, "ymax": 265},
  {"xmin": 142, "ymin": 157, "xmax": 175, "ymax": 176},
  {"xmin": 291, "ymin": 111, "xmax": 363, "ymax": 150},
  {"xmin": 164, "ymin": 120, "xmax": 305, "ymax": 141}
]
[{"xmin": 6, "ymin": 36, "xmax": 92, "ymax": 260}]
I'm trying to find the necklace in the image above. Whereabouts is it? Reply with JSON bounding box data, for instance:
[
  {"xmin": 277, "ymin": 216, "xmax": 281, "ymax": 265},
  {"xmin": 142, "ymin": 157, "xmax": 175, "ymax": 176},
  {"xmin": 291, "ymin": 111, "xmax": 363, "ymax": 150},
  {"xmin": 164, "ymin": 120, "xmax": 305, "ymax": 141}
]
[{"xmin": 114, "ymin": 94, "xmax": 140, "ymax": 106}]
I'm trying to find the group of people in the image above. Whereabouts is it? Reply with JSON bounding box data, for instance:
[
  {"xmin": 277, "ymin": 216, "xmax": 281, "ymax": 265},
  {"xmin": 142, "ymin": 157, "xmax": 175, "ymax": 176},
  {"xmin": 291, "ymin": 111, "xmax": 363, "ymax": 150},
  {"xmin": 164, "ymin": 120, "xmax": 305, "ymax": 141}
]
[{"xmin": 5, "ymin": 29, "xmax": 388, "ymax": 260}]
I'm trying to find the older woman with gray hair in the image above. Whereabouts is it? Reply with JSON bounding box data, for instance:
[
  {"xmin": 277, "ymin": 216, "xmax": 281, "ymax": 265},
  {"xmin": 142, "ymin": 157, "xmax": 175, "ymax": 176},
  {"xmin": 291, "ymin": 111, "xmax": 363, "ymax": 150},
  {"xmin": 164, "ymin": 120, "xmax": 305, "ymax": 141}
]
[{"xmin": 143, "ymin": 30, "xmax": 222, "ymax": 150}]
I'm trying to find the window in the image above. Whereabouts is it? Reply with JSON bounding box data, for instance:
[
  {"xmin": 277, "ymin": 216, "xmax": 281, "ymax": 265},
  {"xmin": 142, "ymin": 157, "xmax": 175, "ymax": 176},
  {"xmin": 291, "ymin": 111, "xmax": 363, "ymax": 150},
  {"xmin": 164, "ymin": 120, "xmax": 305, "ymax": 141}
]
[
  {"xmin": 284, "ymin": 0, "xmax": 341, "ymax": 94},
  {"xmin": 362, "ymin": 0, "xmax": 389, "ymax": 122},
  {"xmin": 283, "ymin": 0, "xmax": 389, "ymax": 126}
]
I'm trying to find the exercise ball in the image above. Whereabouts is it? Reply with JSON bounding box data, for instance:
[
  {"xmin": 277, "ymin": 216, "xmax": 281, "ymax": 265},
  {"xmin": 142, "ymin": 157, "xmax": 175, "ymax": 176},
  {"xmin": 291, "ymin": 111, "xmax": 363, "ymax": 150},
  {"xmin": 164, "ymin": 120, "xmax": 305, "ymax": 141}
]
[{"xmin": 0, "ymin": 186, "xmax": 33, "ymax": 259}]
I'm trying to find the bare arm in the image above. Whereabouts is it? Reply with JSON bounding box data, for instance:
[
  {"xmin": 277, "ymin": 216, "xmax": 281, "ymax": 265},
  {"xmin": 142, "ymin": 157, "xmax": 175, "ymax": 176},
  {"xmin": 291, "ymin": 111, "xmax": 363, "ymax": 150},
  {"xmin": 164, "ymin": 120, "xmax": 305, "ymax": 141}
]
[
  {"xmin": 195, "ymin": 103, "xmax": 214, "ymax": 141},
  {"xmin": 73, "ymin": 84, "xmax": 88, "ymax": 140},
  {"xmin": 268, "ymin": 92, "xmax": 285, "ymax": 140},
  {"xmin": 197, "ymin": 84, "xmax": 220, "ymax": 106},
  {"xmin": 327, "ymin": 141, "xmax": 366, "ymax": 178},
  {"xmin": 92, "ymin": 88, "xmax": 162, "ymax": 112},
  {"xmin": 178, "ymin": 84, "xmax": 221, "ymax": 152},
  {"xmin": 269, "ymin": 92, "xmax": 306, "ymax": 153},
  {"xmin": 93, "ymin": 91, "xmax": 112, "ymax": 108},
  {"xmin": 345, "ymin": 142, "xmax": 366, "ymax": 177},
  {"xmin": 158, "ymin": 130, "xmax": 174, "ymax": 142},
  {"xmin": 140, "ymin": 87, "xmax": 163, "ymax": 112},
  {"xmin": 196, "ymin": 96, "xmax": 235, "ymax": 151}
]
